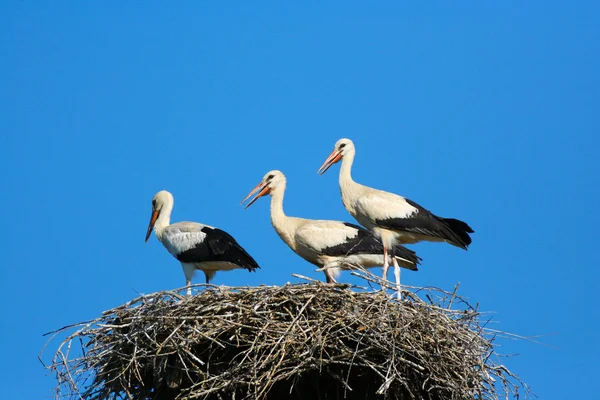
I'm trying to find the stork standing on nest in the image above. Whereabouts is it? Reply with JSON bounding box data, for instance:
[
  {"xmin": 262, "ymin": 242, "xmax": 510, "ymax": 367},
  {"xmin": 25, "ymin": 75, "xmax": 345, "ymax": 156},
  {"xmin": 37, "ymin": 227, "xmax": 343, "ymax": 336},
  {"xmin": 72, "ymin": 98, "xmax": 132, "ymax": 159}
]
[
  {"xmin": 145, "ymin": 190, "xmax": 260, "ymax": 295},
  {"xmin": 241, "ymin": 170, "xmax": 420, "ymax": 287},
  {"xmin": 318, "ymin": 138, "xmax": 474, "ymax": 296}
]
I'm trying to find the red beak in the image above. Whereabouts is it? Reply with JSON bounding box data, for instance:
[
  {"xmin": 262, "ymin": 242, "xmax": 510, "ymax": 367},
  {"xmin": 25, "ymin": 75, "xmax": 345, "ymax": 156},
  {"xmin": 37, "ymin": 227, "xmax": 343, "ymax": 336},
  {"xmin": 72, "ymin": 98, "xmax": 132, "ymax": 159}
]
[
  {"xmin": 241, "ymin": 181, "xmax": 271, "ymax": 209},
  {"xmin": 145, "ymin": 209, "xmax": 160, "ymax": 242},
  {"xmin": 317, "ymin": 149, "xmax": 342, "ymax": 175}
]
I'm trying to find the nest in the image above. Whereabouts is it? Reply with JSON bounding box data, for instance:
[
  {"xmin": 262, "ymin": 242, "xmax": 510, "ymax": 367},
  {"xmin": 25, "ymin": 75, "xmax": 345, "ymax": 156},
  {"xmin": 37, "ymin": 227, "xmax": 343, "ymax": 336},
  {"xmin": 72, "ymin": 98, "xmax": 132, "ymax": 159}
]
[{"xmin": 42, "ymin": 274, "xmax": 528, "ymax": 399}]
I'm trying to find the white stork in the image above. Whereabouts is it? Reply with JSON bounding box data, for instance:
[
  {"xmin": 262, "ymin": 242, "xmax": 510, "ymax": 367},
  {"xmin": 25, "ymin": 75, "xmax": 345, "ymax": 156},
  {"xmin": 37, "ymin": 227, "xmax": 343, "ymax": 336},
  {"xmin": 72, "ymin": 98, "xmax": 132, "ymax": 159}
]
[
  {"xmin": 145, "ymin": 190, "xmax": 260, "ymax": 295},
  {"xmin": 241, "ymin": 170, "xmax": 420, "ymax": 287},
  {"xmin": 318, "ymin": 138, "xmax": 474, "ymax": 294}
]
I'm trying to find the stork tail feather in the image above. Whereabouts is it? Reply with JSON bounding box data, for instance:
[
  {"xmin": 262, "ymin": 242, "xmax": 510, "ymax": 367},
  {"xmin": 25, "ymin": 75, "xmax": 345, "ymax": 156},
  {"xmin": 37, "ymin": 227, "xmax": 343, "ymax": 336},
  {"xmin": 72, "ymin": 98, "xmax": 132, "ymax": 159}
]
[{"xmin": 440, "ymin": 218, "xmax": 474, "ymax": 249}]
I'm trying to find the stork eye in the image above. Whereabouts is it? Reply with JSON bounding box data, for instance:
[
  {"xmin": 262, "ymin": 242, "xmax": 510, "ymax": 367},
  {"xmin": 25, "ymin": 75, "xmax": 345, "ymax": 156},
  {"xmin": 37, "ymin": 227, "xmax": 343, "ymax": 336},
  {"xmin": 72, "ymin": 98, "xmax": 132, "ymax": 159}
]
[
  {"xmin": 267, "ymin": 174, "xmax": 275, "ymax": 180},
  {"xmin": 339, "ymin": 143, "xmax": 346, "ymax": 149},
  {"xmin": 152, "ymin": 199, "xmax": 157, "ymax": 207}
]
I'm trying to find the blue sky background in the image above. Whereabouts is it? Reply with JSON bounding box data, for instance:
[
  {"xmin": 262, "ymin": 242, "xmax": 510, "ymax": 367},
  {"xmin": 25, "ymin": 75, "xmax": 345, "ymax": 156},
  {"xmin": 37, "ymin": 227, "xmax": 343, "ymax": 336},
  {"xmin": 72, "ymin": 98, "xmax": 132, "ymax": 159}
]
[{"xmin": 2, "ymin": 2, "xmax": 599, "ymax": 398}]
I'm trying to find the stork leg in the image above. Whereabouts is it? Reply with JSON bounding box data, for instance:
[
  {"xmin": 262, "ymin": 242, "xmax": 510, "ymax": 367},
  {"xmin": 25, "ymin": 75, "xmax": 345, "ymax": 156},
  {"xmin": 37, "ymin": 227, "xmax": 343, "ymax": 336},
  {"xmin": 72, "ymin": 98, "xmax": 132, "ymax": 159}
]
[
  {"xmin": 381, "ymin": 245, "xmax": 389, "ymax": 292},
  {"xmin": 181, "ymin": 263, "xmax": 196, "ymax": 297},
  {"xmin": 392, "ymin": 255, "xmax": 402, "ymax": 301},
  {"xmin": 324, "ymin": 267, "xmax": 338, "ymax": 284}
]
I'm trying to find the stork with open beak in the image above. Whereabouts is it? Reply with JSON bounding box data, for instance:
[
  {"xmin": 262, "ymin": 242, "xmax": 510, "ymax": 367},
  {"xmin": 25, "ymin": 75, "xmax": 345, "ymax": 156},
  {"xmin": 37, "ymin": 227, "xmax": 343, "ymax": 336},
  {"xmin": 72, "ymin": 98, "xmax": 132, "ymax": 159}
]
[
  {"xmin": 242, "ymin": 170, "xmax": 420, "ymax": 289},
  {"xmin": 318, "ymin": 138, "xmax": 474, "ymax": 297},
  {"xmin": 146, "ymin": 190, "xmax": 260, "ymax": 295}
]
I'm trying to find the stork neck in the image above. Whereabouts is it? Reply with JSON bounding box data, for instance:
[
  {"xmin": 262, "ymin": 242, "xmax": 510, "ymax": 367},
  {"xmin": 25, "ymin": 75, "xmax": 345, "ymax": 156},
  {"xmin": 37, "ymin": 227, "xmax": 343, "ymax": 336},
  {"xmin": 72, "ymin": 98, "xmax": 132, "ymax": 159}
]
[
  {"xmin": 269, "ymin": 183, "xmax": 288, "ymax": 227},
  {"xmin": 339, "ymin": 150, "xmax": 356, "ymax": 188},
  {"xmin": 154, "ymin": 204, "xmax": 172, "ymax": 240},
  {"xmin": 268, "ymin": 182, "xmax": 298, "ymax": 249}
]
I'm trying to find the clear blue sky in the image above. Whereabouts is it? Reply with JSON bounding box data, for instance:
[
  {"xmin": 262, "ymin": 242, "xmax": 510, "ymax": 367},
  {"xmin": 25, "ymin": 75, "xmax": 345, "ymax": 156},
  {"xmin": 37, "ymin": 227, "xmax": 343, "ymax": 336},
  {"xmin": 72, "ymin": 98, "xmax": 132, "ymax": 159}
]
[{"xmin": 2, "ymin": 2, "xmax": 599, "ymax": 398}]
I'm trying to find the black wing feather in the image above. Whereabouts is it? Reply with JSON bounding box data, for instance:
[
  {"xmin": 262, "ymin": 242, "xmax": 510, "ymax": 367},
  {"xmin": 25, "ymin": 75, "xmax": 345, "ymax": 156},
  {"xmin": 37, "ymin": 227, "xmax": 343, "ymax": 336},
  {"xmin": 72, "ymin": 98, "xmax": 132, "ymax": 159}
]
[
  {"xmin": 319, "ymin": 223, "xmax": 419, "ymax": 270},
  {"xmin": 176, "ymin": 227, "xmax": 260, "ymax": 272},
  {"xmin": 391, "ymin": 245, "xmax": 422, "ymax": 270},
  {"xmin": 318, "ymin": 222, "xmax": 383, "ymax": 257},
  {"xmin": 375, "ymin": 199, "xmax": 474, "ymax": 249}
]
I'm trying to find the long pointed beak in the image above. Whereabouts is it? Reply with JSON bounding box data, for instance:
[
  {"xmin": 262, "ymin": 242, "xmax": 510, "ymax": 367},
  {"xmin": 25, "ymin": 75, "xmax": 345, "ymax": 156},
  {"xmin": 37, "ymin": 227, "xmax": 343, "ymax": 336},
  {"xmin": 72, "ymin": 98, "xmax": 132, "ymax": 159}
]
[
  {"xmin": 317, "ymin": 149, "xmax": 342, "ymax": 175},
  {"xmin": 241, "ymin": 182, "xmax": 271, "ymax": 209},
  {"xmin": 145, "ymin": 209, "xmax": 160, "ymax": 242}
]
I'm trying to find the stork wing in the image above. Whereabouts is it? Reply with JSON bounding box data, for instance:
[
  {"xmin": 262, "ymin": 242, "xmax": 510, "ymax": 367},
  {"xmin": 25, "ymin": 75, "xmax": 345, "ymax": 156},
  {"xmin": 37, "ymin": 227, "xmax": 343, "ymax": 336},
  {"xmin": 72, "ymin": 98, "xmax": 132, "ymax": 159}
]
[
  {"xmin": 294, "ymin": 221, "xmax": 358, "ymax": 255},
  {"xmin": 166, "ymin": 221, "xmax": 213, "ymax": 233},
  {"xmin": 173, "ymin": 226, "xmax": 260, "ymax": 272},
  {"xmin": 162, "ymin": 222, "xmax": 211, "ymax": 255},
  {"xmin": 356, "ymin": 193, "xmax": 471, "ymax": 248},
  {"xmin": 295, "ymin": 221, "xmax": 383, "ymax": 257},
  {"xmin": 355, "ymin": 191, "xmax": 420, "ymax": 224}
]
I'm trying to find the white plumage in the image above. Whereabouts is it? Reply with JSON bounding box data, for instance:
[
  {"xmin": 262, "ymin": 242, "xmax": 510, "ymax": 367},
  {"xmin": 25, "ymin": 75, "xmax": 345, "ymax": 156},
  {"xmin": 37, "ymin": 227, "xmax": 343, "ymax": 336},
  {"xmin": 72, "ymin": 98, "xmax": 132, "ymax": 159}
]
[
  {"xmin": 145, "ymin": 190, "xmax": 260, "ymax": 295},
  {"xmin": 318, "ymin": 138, "xmax": 474, "ymax": 298},
  {"xmin": 241, "ymin": 170, "xmax": 420, "ymax": 285},
  {"xmin": 160, "ymin": 223, "xmax": 208, "ymax": 255}
]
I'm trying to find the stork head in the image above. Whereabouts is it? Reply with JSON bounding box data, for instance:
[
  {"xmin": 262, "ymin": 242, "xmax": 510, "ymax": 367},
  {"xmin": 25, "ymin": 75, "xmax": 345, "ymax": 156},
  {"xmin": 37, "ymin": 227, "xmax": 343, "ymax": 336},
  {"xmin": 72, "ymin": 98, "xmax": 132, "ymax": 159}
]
[
  {"xmin": 241, "ymin": 170, "xmax": 285, "ymax": 209},
  {"xmin": 145, "ymin": 190, "xmax": 173, "ymax": 242},
  {"xmin": 318, "ymin": 138, "xmax": 355, "ymax": 175}
]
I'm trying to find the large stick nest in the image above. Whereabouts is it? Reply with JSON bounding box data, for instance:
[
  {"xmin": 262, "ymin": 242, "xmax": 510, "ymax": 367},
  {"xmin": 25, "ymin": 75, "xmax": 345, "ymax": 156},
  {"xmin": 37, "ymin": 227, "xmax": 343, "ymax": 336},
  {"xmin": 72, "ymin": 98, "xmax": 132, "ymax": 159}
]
[{"xmin": 42, "ymin": 276, "xmax": 528, "ymax": 399}]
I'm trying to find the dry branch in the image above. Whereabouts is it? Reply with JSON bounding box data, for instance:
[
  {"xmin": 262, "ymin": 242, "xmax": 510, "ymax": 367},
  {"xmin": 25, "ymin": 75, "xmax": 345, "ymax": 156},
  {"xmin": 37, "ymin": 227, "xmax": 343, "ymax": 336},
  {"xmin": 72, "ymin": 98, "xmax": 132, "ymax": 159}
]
[{"xmin": 41, "ymin": 278, "xmax": 529, "ymax": 400}]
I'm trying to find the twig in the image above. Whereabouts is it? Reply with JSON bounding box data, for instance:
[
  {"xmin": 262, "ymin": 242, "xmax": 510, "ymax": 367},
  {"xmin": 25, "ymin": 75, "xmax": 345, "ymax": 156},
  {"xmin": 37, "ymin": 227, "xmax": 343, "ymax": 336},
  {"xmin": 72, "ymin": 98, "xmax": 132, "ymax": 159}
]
[{"xmin": 41, "ymin": 278, "xmax": 532, "ymax": 400}]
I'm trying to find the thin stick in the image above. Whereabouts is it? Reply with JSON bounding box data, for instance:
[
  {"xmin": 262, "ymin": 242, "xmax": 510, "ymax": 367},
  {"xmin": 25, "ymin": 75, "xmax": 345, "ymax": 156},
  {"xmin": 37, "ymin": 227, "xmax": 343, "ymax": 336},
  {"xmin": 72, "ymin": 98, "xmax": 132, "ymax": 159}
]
[{"xmin": 41, "ymin": 278, "xmax": 533, "ymax": 400}]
